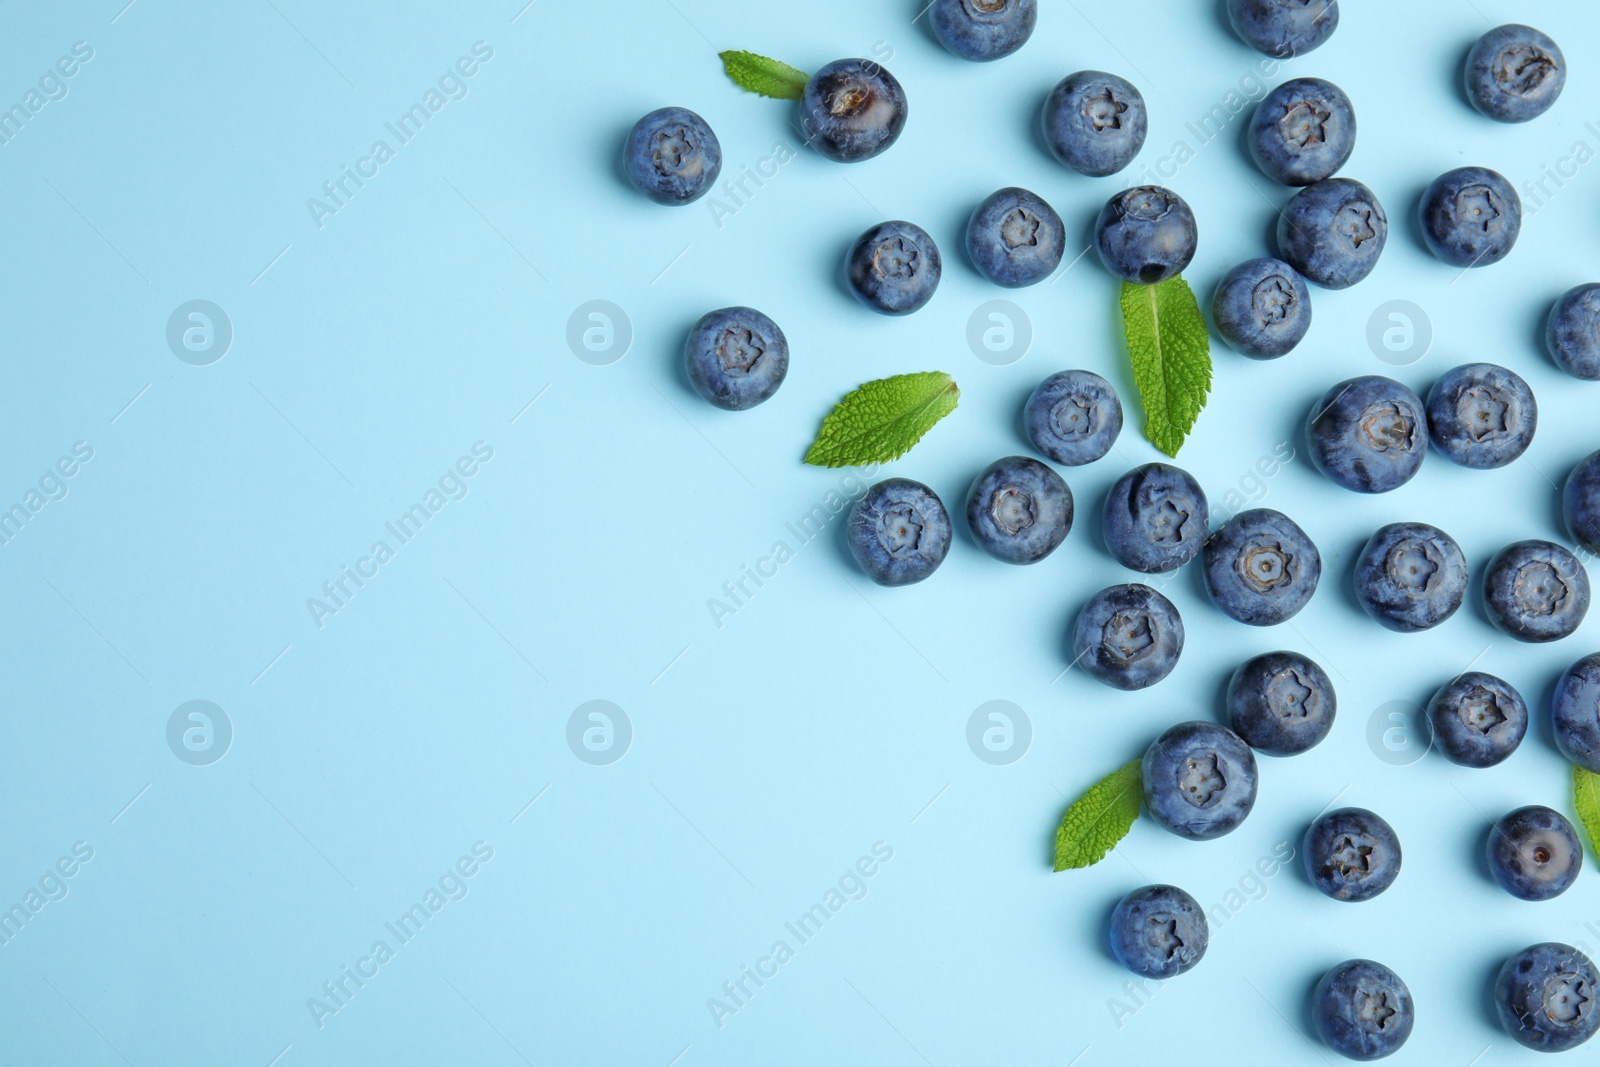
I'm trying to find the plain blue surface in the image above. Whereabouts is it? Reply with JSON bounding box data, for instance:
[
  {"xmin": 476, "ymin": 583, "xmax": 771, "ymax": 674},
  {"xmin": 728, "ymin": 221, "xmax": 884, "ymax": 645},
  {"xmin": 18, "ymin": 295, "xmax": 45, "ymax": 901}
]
[{"xmin": 3, "ymin": 1, "xmax": 1600, "ymax": 1063}]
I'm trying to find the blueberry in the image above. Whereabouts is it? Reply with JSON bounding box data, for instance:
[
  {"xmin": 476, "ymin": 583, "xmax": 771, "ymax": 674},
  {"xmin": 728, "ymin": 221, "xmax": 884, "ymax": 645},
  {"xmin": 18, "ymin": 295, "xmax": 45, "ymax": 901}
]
[
  {"xmin": 1249, "ymin": 77, "xmax": 1356, "ymax": 186},
  {"xmin": 1483, "ymin": 540, "xmax": 1590, "ymax": 643},
  {"xmin": 1141, "ymin": 721, "xmax": 1258, "ymax": 840},
  {"xmin": 1212, "ymin": 257, "xmax": 1313, "ymax": 359},
  {"xmin": 1023, "ymin": 370, "xmax": 1123, "ymax": 466},
  {"xmin": 683, "ymin": 307, "xmax": 789, "ymax": 410},
  {"xmin": 1353, "ymin": 522, "xmax": 1468, "ymax": 633},
  {"xmin": 1306, "ymin": 375, "xmax": 1427, "ymax": 493},
  {"xmin": 1102, "ymin": 463, "xmax": 1209, "ymax": 573},
  {"xmin": 1495, "ymin": 943, "xmax": 1600, "ymax": 1053},
  {"xmin": 1425, "ymin": 363, "xmax": 1536, "ymax": 469},
  {"xmin": 1466, "ymin": 25, "xmax": 1566, "ymax": 124},
  {"xmin": 1095, "ymin": 186, "xmax": 1197, "ymax": 285},
  {"xmin": 1107, "ymin": 884, "xmax": 1208, "ymax": 979},
  {"xmin": 1227, "ymin": 650, "xmax": 1337, "ymax": 756},
  {"xmin": 966, "ymin": 187, "xmax": 1065, "ymax": 287},
  {"xmin": 1426, "ymin": 672, "xmax": 1528, "ymax": 768},
  {"xmin": 845, "ymin": 221, "xmax": 942, "ymax": 315},
  {"xmin": 800, "ymin": 59, "xmax": 907, "ymax": 163},
  {"xmin": 965, "ymin": 456, "xmax": 1073, "ymax": 564},
  {"xmin": 1203, "ymin": 508, "xmax": 1321, "ymax": 626},
  {"xmin": 846, "ymin": 479, "xmax": 952, "ymax": 587},
  {"xmin": 1552, "ymin": 653, "xmax": 1600, "ymax": 773},
  {"xmin": 1041, "ymin": 71, "xmax": 1148, "ymax": 177},
  {"xmin": 623, "ymin": 107, "xmax": 723, "ymax": 206},
  {"xmin": 1277, "ymin": 178, "xmax": 1387, "ymax": 289},
  {"xmin": 1488, "ymin": 806, "xmax": 1583, "ymax": 902},
  {"xmin": 1566, "ymin": 450, "xmax": 1600, "ymax": 554},
  {"xmin": 1547, "ymin": 283, "xmax": 1600, "ymax": 380},
  {"xmin": 1226, "ymin": 0, "xmax": 1339, "ymax": 58},
  {"xmin": 1072, "ymin": 584, "xmax": 1183, "ymax": 691},
  {"xmin": 929, "ymin": 0, "xmax": 1036, "ymax": 62},
  {"xmin": 1420, "ymin": 166, "xmax": 1522, "ymax": 268},
  {"xmin": 1304, "ymin": 808, "xmax": 1402, "ymax": 902},
  {"xmin": 1312, "ymin": 959, "xmax": 1414, "ymax": 1060}
]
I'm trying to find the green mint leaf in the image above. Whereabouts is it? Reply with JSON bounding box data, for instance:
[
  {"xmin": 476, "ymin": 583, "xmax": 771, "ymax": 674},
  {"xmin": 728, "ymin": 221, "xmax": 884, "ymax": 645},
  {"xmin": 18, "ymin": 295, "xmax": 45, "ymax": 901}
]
[
  {"xmin": 1576, "ymin": 764, "xmax": 1600, "ymax": 858},
  {"xmin": 719, "ymin": 51, "xmax": 809, "ymax": 100},
  {"xmin": 1053, "ymin": 758, "xmax": 1143, "ymax": 871},
  {"xmin": 804, "ymin": 371, "xmax": 959, "ymax": 468},
  {"xmin": 1120, "ymin": 275, "xmax": 1212, "ymax": 458}
]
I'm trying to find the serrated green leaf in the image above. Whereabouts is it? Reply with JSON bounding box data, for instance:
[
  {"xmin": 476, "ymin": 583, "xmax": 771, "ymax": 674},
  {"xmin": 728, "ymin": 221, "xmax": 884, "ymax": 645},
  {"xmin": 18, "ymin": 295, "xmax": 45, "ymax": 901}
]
[
  {"xmin": 1120, "ymin": 275, "xmax": 1212, "ymax": 458},
  {"xmin": 1053, "ymin": 758, "xmax": 1143, "ymax": 871},
  {"xmin": 719, "ymin": 50, "xmax": 809, "ymax": 100},
  {"xmin": 1576, "ymin": 764, "xmax": 1600, "ymax": 859},
  {"xmin": 803, "ymin": 371, "xmax": 959, "ymax": 468}
]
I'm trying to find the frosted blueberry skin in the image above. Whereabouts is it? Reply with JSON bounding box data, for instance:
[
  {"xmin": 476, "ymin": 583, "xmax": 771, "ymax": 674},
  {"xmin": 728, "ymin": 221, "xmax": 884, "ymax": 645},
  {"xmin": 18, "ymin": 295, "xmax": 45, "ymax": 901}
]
[
  {"xmin": 964, "ymin": 456, "xmax": 1073, "ymax": 565},
  {"xmin": 1141, "ymin": 721, "xmax": 1257, "ymax": 840},
  {"xmin": 1420, "ymin": 167, "xmax": 1522, "ymax": 268},
  {"xmin": 966, "ymin": 187, "xmax": 1065, "ymax": 288},
  {"xmin": 1277, "ymin": 178, "xmax": 1387, "ymax": 289},
  {"xmin": 1306, "ymin": 375, "xmax": 1428, "ymax": 494},
  {"xmin": 1102, "ymin": 463, "xmax": 1209, "ymax": 573},
  {"xmin": 1353, "ymin": 522, "xmax": 1467, "ymax": 633},
  {"xmin": 1072, "ymin": 584, "xmax": 1184, "ymax": 691},
  {"xmin": 624, "ymin": 107, "xmax": 722, "ymax": 206},
  {"xmin": 1227, "ymin": 650, "xmax": 1336, "ymax": 756},
  {"xmin": 1304, "ymin": 808, "xmax": 1402, "ymax": 902},
  {"xmin": 1024, "ymin": 370, "xmax": 1122, "ymax": 466},
  {"xmin": 1313, "ymin": 959, "xmax": 1414, "ymax": 1060},
  {"xmin": 1483, "ymin": 540, "xmax": 1590, "ymax": 643},
  {"xmin": 1553, "ymin": 653, "xmax": 1600, "ymax": 773},
  {"xmin": 928, "ymin": 0, "xmax": 1037, "ymax": 62},
  {"xmin": 1226, "ymin": 0, "xmax": 1339, "ymax": 58},
  {"xmin": 1495, "ymin": 943, "xmax": 1600, "ymax": 1053},
  {"xmin": 1203, "ymin": 508, "xmax": 1321, "ymax": 626},
  {"xmin": 1095, "ymin": 186, "xmax": 1197, "ymax": 285},
  {"xmin": 1466, "ymin": 24, "xmax": 1566, "ymax": 123},
  {"xmin": 1565, "ymin": 450, "xmax": 1600, "ymax": 555},
  {"xmin": 1425, "ymin": 363, "xmax": 1536, "ymax": 469},
  {"xmin": 1427, "ymin": 672, "xmax": 1528, "ymax": 768},
  {"xmin": 683, "ymin": 307, "xmax": 789, "ymax": 411},
  {"xmin": 1547, "ymin": 283, "xmax": 1600, "ymax": 380},
  {"xmin": 1212, "ymin": 257, "xmax": 1312, "ymax": 359},
  {"xmin": 1488, "ymin": 806, "xmax": 1583, "ymax": 902},
  {"xmin": 1249, "ymin": 77, "xmax": 1356, "ymax": 186},
  {"xmin": 845, "ymin": 221, "xmax": 942, "ymax": 316},
  {"xmin": 800, "ymin": 59, "xmax": 907, "ymax": 163},
  {"xmin": 846, "ymin": 479, "xmax": 951, "ymax": 587},
  {"xmin": 1108, "ymin": 885, "xmax": 1208, "ymax": 979},
  {"xmin": 1042, "ymin": 70, "xmax": 1148, "ymax": 177}
]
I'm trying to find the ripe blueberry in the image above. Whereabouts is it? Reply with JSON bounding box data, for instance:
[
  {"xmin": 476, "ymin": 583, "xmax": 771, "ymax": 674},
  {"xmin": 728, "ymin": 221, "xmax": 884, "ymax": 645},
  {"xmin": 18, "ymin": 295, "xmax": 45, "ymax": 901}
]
[
  {"xmin": 1226, "ymin": 0, "xmax": 1339, "ymax": 58},
  {"xmin": 1427, "ymin": 672, "xmax": 1528, "ymax": 768},
  {"xmin": 1212, "ymin": 257, "xmax": 1312, "ymax": 359},
  {"xmin": 1141, "ymin": 721, "xmax": 1258, "ymax": 840},
  {"xmin": 1495, "ymin": 943, "xmax": 1600, "ymax": 1052},
  {"xmin": 684, "ymin": 307, "xmax": 789, "ymax": 410},
  {"xmin": 966, "ymin": 187, "xmax": 1065, "ymax": 287},
  {"xmin": 1565, "ymin": 450, "xmax": 1600, "ymax": 555},
  {"xmin": 846, "ymin": 479, "xmax": 952, "ymax": 586},
  {"xmin": 1306, "ymin": 375, "xmax": 1428, "ymax": 493},
  {"xmin": 1488, "ymin": 806, "xmax": 1583, "ymax": 902},
  {"xmin": 801, "ymin": 59, "xmax": 908, "ymax": 163},
  {"xmin": 1313, "ymin": 959, "xmax": 1414, "ymax": 1060},
  {"xmin": 1546, "ymin": 283, "xmax": 1600, "ymax": 380},
  {"xmin": 1102, "ymin": 463, "xmax": 1209, "ymax": 573},
  {"xmin": 1420, "ymin": 166, "xmax": 1521, "ymax": 268},
  {"xmin": 1552, "ymin": 653, "xmax": 1600, "ymax": 773},
  {"xmin": 1466, "ymin": 25, "xmax": 1566, "ymax": 123},
  {"xmin": 929, "ymin": 0, "xmax": 1037, "ymax": 62},
  {"xmin": 1483, "ymin": 540, "xmax": 1590, "ymax": 643},
  {"xmin": 845, "ymin": 221, "xmax": 942, "ymax": 315},
  {"xmin": 1353, "ymin": 522, "xmax": 1467, "ymax": 633},
  {"xmin": 1227, "ymin": 650, "xmax": 1336, "ymax": 756},
  {"xmin": 1072, "ymin": 584, "xmax": 1183, "ymax": 691},
  {"xmin": 1425, "ymin": 363, "xmax": 1536, "ymax": 469},
  {"xmin": 1108, "ymin": 884, "xmax": 1208, "ymax": 979},
  {"xmin": 1249, "ymin": 77, "xmax": 1356, "ymax": 186},
  {"xmin": 1042, "ymin": 70, "xmax": 1148, "ymax": 177},
  {"xmin": 1304, "ymin": 808, "xmax": 1401, "ymax": 902},
  {"xmin": 1203, "ymin": 508, "xmax": 1321, "ymax": 626},
  {"xmin": 1095, "ymin": 186, "xmax": 1197, "ymax": 285},
  {"xmin": 623, "ymin": 107, "xmax": 723, "ymax": 206},
  {"xmin": 965, "ymin": 456, "xmax": 1073, "ymax": 564},
  {"xmin": 1277, "ymin": 178, "xmax": 1387, "ymax": 289},
  {"xmin": 1023, "ymin": 370, "xmax": 1123, "ymax": 466}
]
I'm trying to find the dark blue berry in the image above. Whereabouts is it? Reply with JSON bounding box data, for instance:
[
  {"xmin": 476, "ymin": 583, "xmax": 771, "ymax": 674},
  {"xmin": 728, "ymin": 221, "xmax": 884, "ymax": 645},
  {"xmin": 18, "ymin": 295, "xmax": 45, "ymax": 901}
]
[
  {"xmin": 1227, "ymin": 650, "xmax": 1336, "ymax": 756},
  {"xmin": 1306, "ymin": 375, "xmax": 1427, "ymax": 493},
  {"xmin": 1141, "ymin": 721, "xmax": 1258, "ymax": 840},
  {"xmin": 1425, "ymin": 363, "xmax": 1536, "ymax": 469},
  {"xmin": 683, "ymin": 307, "xmax": 788, "ymax": 410},
  {"xmin": 965, "ymin": 456, "xmax": 1073, "ymax": 564},
  {"xmin": 929, "ymin": 0, "xmax": 1036, "ymax": 62},
  {"xmin": 1483, "ymin": 540, "xmax": 1590, "ymax": 643},
  {"xmin": 1547, "ymin": 283, "xmax": 1600, "ymax": 380},
  {"xmin": 966, "ymin": 187, "xmax": 1065, "ymax": 288},
  {"xmin": 845, "ymin": 221, "xmax": 941, "ymax": 315},
  {"xmin": 1212, "ymin": 257, "xmax": 1312, "ymax": 359},
  {"xmin": 1226, "ymin": 0, "xmax": 1339, "ymax": 58},
  {"xmin": 1095, "ymin": 186, "xmax": 1197, "ymax": 285},
  {"xmin": 1313, "ymin": 959, "xmax": 1414, "ymax": 1060},
  {"xmin": 1278, "ymin": 178, "xmax": 1387, "ymax": 289},
  {"xmin": 1420, "ymin": 166, "xmax": 1521, "ymax": 268},
  {"xmin": 1353, "ymin": 522, "xmax": 1467, "ymax": 633},
  {"xmin": 1023, "ymin": 370, "xmax": 1122, "ymax": 466},
  {"xmin": 800, "ymin": 59, "xmax": 907, "ymax": 163},
  {"xmin": 1427, "ymin": 672, "xmax": 1527, "ymax": 768},
  {"xmin": 1042, "ymin": 70, "xmax": 1147, "ymax": 177},
  {"xmin": 1203, "ymin": 508, "xmax": 1321, "ymax": 626},
  {"xmin": 1466, "ymin": 25, "xmax": 1565, "ymax": 123},
  {"xmin": 1108, "ymin": 884, "xmax": 1208, "ymax": 979},
  {"xmin": 1488, "ymin": 806, "xmax": 1582, "ymax": 902},
  {"xmin": 1553, "ymin": 653, "xmax": 1600, "ymax": 773},
  {"xmin": 1102, "ymin": 463, "xmax": 1208, "ymax": 573},
  {"xmin": 624, "ymin": 107, "xmax": 722, "ymax": 206},
  {"xmin": 1249, "ymin": 77, "xmax": 1355, "ymax": 186},
  {"xmin": 1304, "ymin": 808, "xmax": 1401, "ymax": 902},
  {"xmin": 846, "ymin": 479, "xmax": 952, "ymax": 587},
  {"xmin": 1495, "ymin": 943, "xmax": 1600, "ymax": 1052},
  {"xmin": 1072, "ymin": 584, "xmax": 1183, "ymax": 691},
  {"xmin": 1566, "ymin": 450, "xmax": 1600, "ymax": 554}
]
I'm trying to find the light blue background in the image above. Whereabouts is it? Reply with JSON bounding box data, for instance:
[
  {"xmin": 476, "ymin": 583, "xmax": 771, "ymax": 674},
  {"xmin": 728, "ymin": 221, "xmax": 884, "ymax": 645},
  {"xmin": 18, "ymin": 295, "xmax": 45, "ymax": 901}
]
[{"xmin": 2, "ymin": 0, "xmax": 1600, "ymax": 1063}]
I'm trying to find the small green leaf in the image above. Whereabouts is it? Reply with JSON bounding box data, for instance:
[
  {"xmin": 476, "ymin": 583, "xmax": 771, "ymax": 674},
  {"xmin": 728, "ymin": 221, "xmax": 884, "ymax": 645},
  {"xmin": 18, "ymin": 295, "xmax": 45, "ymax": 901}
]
[
  {"xmin": 1575, "ymin": 764, "xmax": 1600, "ymax": 858},
  {"xmin": 719, "ymin": 50, "xmax": 810, "ymax": 100},
  {"xmin": 803, "ymin": 371, "xmax": 959, "ymax": 468},
  {"xmin": 1120, "ymin": 275, "xmax": 1212, "ymax": 458},
  {"xmin": 1054, "ymin": 759, "xmax": 1143, "ymax": 871}
]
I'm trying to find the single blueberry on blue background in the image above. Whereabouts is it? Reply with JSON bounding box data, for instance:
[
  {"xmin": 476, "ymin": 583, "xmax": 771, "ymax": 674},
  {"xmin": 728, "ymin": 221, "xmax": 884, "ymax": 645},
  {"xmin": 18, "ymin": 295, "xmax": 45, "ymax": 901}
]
[
  {"xmin": 1466, "ymin": 24, "xmax": 1565, "ymax": 123},
  {"xmin": 1488, "ymin": 806, "xmax": 1583, "ymax": 902},
  {"xmin": 1042, "ymin": 70, "xmax": 1147, "ymax": 177},
  {"xmin": 1483, "ymin": 540, "xmax": 1590, "ymax": 643},
  {"xmin": 683, "ymin": 307, "xmax": 788, "ymax": 410},
  {"xmin": 845, "ymin": 221, "xmax": 942, "ymax": 315},
  {"xmin": 1024, "ymin": 370, "xmax": 1122, "ymax": 466},
  {"xmin": 1227, "ymin": 650, "xmax": 1336, "ymax": 756},
  {"xmin": 1203, "ymin": 508, "xmax": 1321, "ymax": 626},
  {"xmin": 1304, "ymin": 807, "xmax": 1402, "ymax": 902},
  {"xmin": 928, "ymin": 0, "xmax": 1037, "ymax": 62},
  {"xmin": 1102, "ymin": 463, "xmax": 1208, "ymax": 573},
  {"xmin": 623, "ymin": 107, "xmax": 722, "ymax": 206},
  {"xmin": 1553, "ymin": 653, "xmax": 1600, "ymax": 773},
  {"xmin": 846, "ymin": 479, "xmax": 952, "ymax": 586},
  {"xmin": 1313, "ymin": 959, "xmax": 1414, "ymax": 1059},
  {"xmin": 1095, "ymin": 186, "xmax": 1197, "ymax": 285},
  {"xmin": 1107, "ymin": 884, "xmax": 1208, "ymax": 979},
  {"xmin": 1306, "ymin": 375, "xmax": 1428, "ymax": 493},
  {"xmin": 1565, "ymin": 450, "xmax": 1600, "ymax": 555},
  {"xmin": 1212, "ymin": 257, "xmax": 1312, "ymax": 359},
  {"xmin": 1495, "ymin": 943, "xmax": 1600, "ymax": 1052},
  {"xmin": 965, "ymin": 456, "xmax": 1073, "ymax": 564},
  {"xmin": 1420, "ymin": 166, "xmax": 1521, "ymax": 268},
  {"xmin": 966, "ymin": 187, "xmax": 1065, "ymax": 287},
  {"xmin": 1072, "ymin": 584, "xmax": 1184, "ymax": 691},
  {"xmin": 1353, "ymin": 522, "xmax": 1468, "ymax": 633},
  {"xmin": 1427, "ymin": 672, "xmax": 1527, "ymax": 768},
  {"xmin": 1141, "ymin": 721, "xmax": 1258, "ymax": 840},
  {"xmin": 1425, "ymin": 363, "xmax": 1536, "ymax": 469},
  {"xmin": 800, "ymin": 59, "xmax": 908, "ymax": 163},
  {"xmin": 1249, "ymin": 77, "xmax": 1355, "ymax": 186},
  {"xmin": 1547, "ymin": 283, "xmax": 1600, "ymax": 380},
  {"xmin": 1277, "ymin": 177, "xmax": 1387, "ymax": 289},
  {"xmin": 1226, "ymin": 0, "xmax": 1339, "ymax": 58}
]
